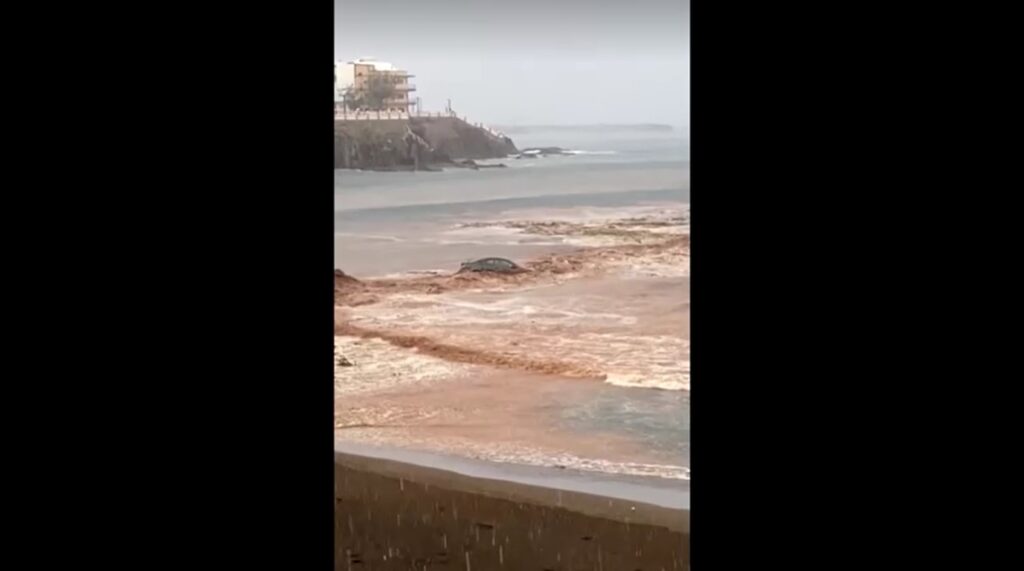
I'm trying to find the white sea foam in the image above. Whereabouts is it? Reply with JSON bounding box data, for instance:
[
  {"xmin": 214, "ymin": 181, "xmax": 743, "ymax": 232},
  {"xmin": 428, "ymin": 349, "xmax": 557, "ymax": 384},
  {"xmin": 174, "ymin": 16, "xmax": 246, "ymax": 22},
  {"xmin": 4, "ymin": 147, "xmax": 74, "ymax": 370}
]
[
  {"xmin": 472, "ymin": 449, "xmax": 690, "ymax": 481},
  {"xmin": 562, "ymin": 149, "xmax": 618, "ymax": 156},
  {"xmin": 334, "ymin": 232, "xmax": 406, "ymax": 242},
  {"xmin": 604, "ymin": 371, "xmax": 690, "ymax": 392},
  {"xmin": 495, "ymin": 203, "xmax": 687, "ymax": 224},
  {"xmin": 377, "ymin": 269, "xmax": 450, "ymax": 279},
  {"xmin": 339, "ymin": 430, "xmax": 690, "ymax": 481},
  {"xmin": 441, "ymin": 225, "xmax": 526, "ymax": 238},
  {"xmin": 334, "ymin": 336, "xmax": 473, "ymax": 396},
  {"xmin": 613, "ymin": 260, "xmax": 691, "ymax": 279},
  {"xmin": 355, "ymin": 294, "xmax": 639, "ymax": 329}
]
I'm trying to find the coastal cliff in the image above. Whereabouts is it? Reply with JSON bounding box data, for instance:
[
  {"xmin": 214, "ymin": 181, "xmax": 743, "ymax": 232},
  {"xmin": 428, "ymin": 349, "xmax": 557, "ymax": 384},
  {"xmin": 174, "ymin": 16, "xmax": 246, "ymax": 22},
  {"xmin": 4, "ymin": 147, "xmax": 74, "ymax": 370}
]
[{"xmin": 334, "ymin": 117, "xmax": 518, "ymax": 170}]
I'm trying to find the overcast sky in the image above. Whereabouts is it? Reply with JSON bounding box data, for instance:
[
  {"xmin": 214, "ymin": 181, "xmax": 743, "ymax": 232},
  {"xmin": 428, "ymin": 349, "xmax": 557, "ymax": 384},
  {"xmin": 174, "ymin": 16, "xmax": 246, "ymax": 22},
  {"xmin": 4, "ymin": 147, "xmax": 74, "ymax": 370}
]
[{"xmin": 335, "ymin": 0, "xmax": 689, "ymax": 128}]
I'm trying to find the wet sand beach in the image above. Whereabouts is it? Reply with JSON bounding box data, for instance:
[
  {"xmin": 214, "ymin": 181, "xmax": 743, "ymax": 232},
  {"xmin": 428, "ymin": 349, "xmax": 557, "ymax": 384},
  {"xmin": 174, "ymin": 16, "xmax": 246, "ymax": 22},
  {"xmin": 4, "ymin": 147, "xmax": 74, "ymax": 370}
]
[{"xmin": 336, "ymin": 450, "xmax": 689, "ymax": 570}]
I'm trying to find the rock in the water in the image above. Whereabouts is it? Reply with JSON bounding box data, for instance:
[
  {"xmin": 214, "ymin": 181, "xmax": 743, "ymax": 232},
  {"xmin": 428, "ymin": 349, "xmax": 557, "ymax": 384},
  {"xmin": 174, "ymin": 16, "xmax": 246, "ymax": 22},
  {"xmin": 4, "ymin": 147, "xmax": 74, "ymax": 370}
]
[
  {"xmin": 334, "ymin": 269, "xmax": 361, "ymax": 284},
  {"xmin": 457, "ymin": 257, "xmax": 527, "ymax": 274},
  {"xmin": 336, "ymin": 355, "xmax": 354, "ymax": 367}
]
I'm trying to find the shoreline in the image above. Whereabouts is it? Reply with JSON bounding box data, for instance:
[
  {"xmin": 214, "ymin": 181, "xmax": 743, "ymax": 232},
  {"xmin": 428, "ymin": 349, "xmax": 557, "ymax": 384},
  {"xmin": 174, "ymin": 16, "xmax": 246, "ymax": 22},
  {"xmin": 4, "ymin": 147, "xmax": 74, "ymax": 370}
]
[
  {"xmin": 336, "ymin": 440, "xmax": 690, "ymax": 517},
  {"xmin": 336, "ymin": 446, "xmax": 689, "ymax": 570}
]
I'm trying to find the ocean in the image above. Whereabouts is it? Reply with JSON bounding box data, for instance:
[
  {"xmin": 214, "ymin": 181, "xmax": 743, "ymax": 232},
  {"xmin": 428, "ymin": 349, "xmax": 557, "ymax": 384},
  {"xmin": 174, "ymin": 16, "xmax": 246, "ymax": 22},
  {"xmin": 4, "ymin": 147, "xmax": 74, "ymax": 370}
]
[{"xmin": 334, "ymin": 126, "xmax": 690, "ymax": 490}]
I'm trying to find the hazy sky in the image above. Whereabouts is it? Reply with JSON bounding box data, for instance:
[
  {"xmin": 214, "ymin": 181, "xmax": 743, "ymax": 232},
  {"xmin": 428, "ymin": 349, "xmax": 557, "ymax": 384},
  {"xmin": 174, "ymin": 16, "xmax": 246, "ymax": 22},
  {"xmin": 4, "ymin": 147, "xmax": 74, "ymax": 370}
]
[{"xmin": 335, "ymin": 0, "xmax": 689, "ymax": 128}]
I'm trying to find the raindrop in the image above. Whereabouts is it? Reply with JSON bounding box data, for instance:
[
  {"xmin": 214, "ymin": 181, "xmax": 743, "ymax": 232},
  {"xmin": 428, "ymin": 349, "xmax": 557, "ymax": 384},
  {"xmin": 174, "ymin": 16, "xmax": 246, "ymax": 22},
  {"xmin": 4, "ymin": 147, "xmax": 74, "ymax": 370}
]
[{"xmin": 499, "ymin": 545, "xmax": 504, "ymax": 565}]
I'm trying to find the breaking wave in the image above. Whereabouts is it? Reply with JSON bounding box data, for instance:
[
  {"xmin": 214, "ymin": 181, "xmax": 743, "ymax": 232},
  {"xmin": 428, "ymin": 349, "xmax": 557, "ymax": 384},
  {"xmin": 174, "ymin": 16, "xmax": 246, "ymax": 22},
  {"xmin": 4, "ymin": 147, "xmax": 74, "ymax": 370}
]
[
  {"xmin": 340, "ymin": 429, "xmax": 690, "ymax": 481},
  {"xmin": 604, "ymin": 370, "xmax": 690, "ymax": 392},
  {"xmin": 562, "ymin": 150, "xmax": 618, "ymax": 156}
]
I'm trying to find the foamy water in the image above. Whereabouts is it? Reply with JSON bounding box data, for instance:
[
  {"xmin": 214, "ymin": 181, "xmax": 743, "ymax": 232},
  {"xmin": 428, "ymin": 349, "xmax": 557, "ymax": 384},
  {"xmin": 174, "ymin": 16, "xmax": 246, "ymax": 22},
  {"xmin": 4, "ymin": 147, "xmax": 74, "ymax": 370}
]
[
  {"xmin": 344, "ymin": 220, "xmax": 690, "ymax": 392},
  {"xmin": 334, "ymin": 336, "xmax": 474, "ymax": 396},
  {"xmin": 349, "ymin": 301, "xmax": 689, "ymax": 392},
  {"xmin": 340, "ymin": 429, "xmax": 690, "ymax": 481},
  {"xmin": 335, "ymin": 126, "xmax": 690, "ymax": 480}
]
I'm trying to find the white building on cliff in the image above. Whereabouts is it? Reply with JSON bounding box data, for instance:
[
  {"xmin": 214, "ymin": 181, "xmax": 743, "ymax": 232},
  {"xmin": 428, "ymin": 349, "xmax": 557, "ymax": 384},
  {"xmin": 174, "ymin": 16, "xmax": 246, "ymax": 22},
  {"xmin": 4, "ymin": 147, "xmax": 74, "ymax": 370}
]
[{"xmin": 335, "ymin": 58, "xmax": 415, "ymax": 113}]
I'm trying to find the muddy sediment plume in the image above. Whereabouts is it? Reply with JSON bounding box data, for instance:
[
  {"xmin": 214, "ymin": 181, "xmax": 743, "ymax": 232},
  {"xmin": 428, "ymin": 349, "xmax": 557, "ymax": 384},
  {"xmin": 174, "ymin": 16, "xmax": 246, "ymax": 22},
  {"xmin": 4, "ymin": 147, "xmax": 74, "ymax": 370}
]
[
  {"xmin": 334, "ymin": 233, "xmax": 689, "ymax": 308},
  {"xmin": 456, "ymin": 217, "xmax": 689, "ymax": 244},
  {"xmin": 334, "ymin": 213, "xmax": 689, "ymax": 384},
  {"xmin": 334, "ymin": 323, "xmax": 606, "ymax": 379}
]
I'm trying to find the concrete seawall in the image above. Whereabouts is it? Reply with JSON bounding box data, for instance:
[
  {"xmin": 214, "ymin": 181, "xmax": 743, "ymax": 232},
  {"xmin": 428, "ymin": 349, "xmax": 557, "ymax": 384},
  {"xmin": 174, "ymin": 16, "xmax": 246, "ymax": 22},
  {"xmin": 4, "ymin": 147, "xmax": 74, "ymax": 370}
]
[{"xmin": 334, "ymin": 117, "xmax": 518, "ymax": 170}]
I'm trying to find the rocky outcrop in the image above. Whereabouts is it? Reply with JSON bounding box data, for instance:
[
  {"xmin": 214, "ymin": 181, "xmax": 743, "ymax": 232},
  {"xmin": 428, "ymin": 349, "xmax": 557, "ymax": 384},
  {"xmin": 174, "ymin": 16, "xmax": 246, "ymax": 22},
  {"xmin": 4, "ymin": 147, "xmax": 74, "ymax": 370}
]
[
  {"xmin": 334, "ymin": 120, "xmax": 418, "ymax": 170},
  {"xmin": 334, "ymin": 269, "xmax": 361, "ymax": 286},
  {"xmin": 408, "ymin": 118, "xmax": 517, "ymax": 161},
  {"xmin": 335, "ymin": 117, "xmax": 517, "ymax": 170}
]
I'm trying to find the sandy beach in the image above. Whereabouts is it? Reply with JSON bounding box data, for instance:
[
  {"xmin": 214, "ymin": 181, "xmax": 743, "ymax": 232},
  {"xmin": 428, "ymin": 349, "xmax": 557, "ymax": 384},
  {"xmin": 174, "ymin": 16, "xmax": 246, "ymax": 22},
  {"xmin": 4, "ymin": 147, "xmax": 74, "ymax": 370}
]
[{"xmin": 336, "ymin": 450, "xmax": 689, "ymax": 570}]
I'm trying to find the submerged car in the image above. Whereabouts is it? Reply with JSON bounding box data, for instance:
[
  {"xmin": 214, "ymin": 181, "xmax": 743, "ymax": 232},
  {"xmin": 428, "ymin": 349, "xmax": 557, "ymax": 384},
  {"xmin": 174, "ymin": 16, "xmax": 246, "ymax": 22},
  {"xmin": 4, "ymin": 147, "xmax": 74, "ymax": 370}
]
[{"xmin": 457, "ymin": 257, "xmax": 527, "ymax": 274}]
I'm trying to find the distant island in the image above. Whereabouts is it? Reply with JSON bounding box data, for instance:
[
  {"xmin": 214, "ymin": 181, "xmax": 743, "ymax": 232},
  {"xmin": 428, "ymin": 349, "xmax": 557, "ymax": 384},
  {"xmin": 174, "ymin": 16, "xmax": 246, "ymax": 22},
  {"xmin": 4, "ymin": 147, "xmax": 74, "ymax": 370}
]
[{"xmin": 493, "ymin": 124, "xmax": 676, "ymax": 134}]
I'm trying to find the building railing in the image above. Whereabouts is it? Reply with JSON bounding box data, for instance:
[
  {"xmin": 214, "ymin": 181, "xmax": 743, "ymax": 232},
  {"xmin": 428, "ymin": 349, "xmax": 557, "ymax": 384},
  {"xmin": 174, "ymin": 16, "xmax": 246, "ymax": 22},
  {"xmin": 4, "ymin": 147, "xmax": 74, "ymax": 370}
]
[
  {"xmin": 336, "ymin": 108, "xmax": 457, "ymax": 120},
  {"xmin": 333, "ymin": 107, "xmax": 510, "ymax": 140},
  {"xmin": 335, "ymin": 109, "xmax": 410, "ymax": 120}
]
